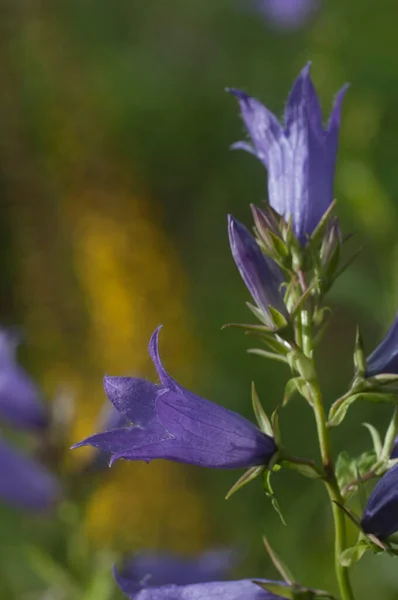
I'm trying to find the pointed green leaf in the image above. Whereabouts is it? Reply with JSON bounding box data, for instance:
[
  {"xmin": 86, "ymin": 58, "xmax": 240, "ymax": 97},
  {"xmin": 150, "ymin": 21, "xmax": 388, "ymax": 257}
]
[
  {"xmin": 328, "ymin": 392, "xmax": 398, "ymax": 428},
  {"xmin": 309, "ymin": 199, "xmax": 337, "ymax": 248},
  {"xmin": 262, "ymin": 534, "xmax": 294, "ymax": 584},
  {"xmin": 363, "ymin": 423, "xmax": 382, "ymax": 457},
  {"xmin": 354, "ymin": 327, "xmax": 366, "ymax": 377},
  {"xmin": 248, "ymin": 348, "xmax": 288, "ymax": 364},
  {"xmin": 225, "ymin": 465, "xmax": 264, "ymax": 500},
  {"xmin": 382, "ymin": 407, "xmax": 398, "ymax": 460},
  {"xmin": 251, "ymin": 382, "xmax": 273, "ymax": 435}
]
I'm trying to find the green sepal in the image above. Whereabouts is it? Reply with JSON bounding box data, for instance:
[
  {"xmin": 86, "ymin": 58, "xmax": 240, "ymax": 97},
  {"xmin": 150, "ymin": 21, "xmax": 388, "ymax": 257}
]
[
  {"xmin": 225, "ymin": 465, "xmax": 265, "ymax": 500},
  {"xmin": 328, "ymin": 392, "xmax": 398, "ymax": 428},
  {"xmin": 248, "ymin": 348, "xmax": 288, "ymax": 364},
  {"xmin": 271, "ymin": 407, "xmax": 282, "ymax": 446},
  {"xmin": 263, "ymin": 469, "xmax": 286, "ymax": 525},
  {"xmin": 370, "ymin": 373, "xmax": 398, "ymax": 386},
  {"xmin": 283, "ymin": 377, "xmax": 311, "ymax": 406},
  {"xmin": 251, "ymin": 382, "xmax": 273, "ymax": 436},
  {"xmin": 308, "ymin": 199, "xmax": 337, "ymax": 249},
  {"xmin": 363, "ymin": 423, "xmax": 382, "ymax": 457},
  {"xmin": 269, "ymin": 306, "xmax": 289, "ymax": 331},
  {"xmin": 246, "ymin": 302, "xmax": 273, "ymax": 327}
]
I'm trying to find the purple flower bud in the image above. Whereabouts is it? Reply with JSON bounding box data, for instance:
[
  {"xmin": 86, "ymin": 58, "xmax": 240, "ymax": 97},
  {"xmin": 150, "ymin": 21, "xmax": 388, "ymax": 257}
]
[
  {"xmin": 114, "ymin": 573, "xmax": 283, "ymax": 600},
  {"xmin": 366, "ymin": 314, "xmax": 398, "ymax": 377},
  {"xmin": 361, "ymin": 464, "xmax": 398, "ymax": 540},
  {"xmin": 257, "ymin": 0, "xmax": 319, "ymax": 31},
  {"xmin": 0, "ymin": 329, "xmax": 47, "ymax": 431},
  {"xmin": 228, "ymin": 215, "xmax": 287, "ymax": 327},
  {"xmin": 228, "ymin": 64, "xmax": 348, "ymax": 245},
  {"xmin": 116, "ymin": 549, "xmax": 234, "ymax": 589},
  {"xmin": 0, "ymin": 438, "xmax": 60, "ymax": 512},
  {"xmin": 72, "ymin": 327, "xmax": 277, "ymax": 470}
]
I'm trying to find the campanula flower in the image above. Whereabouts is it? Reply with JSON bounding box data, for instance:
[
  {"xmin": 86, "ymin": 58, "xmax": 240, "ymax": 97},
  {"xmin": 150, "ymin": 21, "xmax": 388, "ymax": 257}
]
[
  {"xmin": 0, "ymin": 328, "xmax": 47, "ymax": 431},
  {"xmin": 257, "ymin": 0, "xmax": 319, "ymax": 30},
  {"xmin": 72, "ymin": 327, "xmax": 277, "ymax": 469},
  {"xmin": 361, "ymin": 463, "xmax": 398, "ymax": 540},
  {"xmin": 0, "ymin": 438, "xmax": 60, "ymax": 512},
  {"xmin": 228, "ymin": 64, "xmax": 348, "ymax": 244},
  {"xmin": 116, "ymin": 549, "xmax": 234, "ymax": 588},
  {"xmin": 391, "ymin": 436, "xmax": 398, "ymax": 459},
  {"xmin": 114, "ymin": 573, "xmax": 283, "ymax": 600},
  {"xmin": 366, "ymin": 314, "xmax": 398, "ymax": 377},
  {"xmin": 228, "ymin": 215, "xmax": 287, "ymax": 327}
]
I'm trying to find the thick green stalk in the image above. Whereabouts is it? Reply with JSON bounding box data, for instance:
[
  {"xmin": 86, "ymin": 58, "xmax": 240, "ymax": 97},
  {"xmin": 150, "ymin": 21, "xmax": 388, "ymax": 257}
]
[{"xmin": 299, "ymin": 307, "xmax": 355, "ymax": 600}]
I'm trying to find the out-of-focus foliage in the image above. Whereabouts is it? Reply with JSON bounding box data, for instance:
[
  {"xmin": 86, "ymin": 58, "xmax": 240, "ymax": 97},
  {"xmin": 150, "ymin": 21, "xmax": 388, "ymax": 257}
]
[{"xmin": 1, "ymin": 0, "xmax": 398, "ymax": 598}]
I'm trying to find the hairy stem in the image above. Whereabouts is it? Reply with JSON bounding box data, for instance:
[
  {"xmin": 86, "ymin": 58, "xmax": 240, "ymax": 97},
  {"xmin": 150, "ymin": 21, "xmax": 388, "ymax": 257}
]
[{"xmin": 298, "ymin": 299, "xmax": 355, "ymax": 600}]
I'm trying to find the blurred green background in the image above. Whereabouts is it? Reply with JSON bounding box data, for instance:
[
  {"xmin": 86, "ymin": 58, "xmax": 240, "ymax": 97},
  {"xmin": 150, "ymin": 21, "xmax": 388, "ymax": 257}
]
[{"xmin": 1, "ymin": 0, "xmax": 398, "ymax": 598}]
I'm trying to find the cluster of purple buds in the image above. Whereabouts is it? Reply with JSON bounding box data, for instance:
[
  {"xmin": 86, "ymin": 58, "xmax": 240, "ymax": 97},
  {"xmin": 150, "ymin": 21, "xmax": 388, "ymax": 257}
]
[{"xmin": 0, "ymin": 329, "xmax": 60, "ymax": 512}]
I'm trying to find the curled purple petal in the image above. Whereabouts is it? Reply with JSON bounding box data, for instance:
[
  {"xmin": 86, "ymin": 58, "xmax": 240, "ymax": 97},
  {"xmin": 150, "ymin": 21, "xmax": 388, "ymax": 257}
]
[
  {"xmin": 366, "ymin": 314, "xmax": 398, "ymax": 377},
  {"xmin": 229, "ymin": 64, "xmax": 347, "ymax": 244},
  {"xmin": 0, "ymin": 329, "xmax": 47, "ymax": 431},
  {"xmin": 361, "ymin": 463, "xmax": 398, "ymax": 540},
  {"xmin": 73, "ymin": 329, "xmax": 277, "ymax": 470},
  {"xmin": 228, "ymin": 215, "xmax": 286, "ymax": 327},
  {"xmin": 0, "ymin": 438, "xmax": 60, "ymax": 512}
]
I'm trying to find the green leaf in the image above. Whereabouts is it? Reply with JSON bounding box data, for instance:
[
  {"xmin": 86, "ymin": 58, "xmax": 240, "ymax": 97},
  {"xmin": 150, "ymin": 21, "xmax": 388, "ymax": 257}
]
[
  {"xmin": 340, "ymin": 540, "xmax": 369, "ymax": 567},
  {"xmin": 309, "ymin": 199, "xmax": 337, "ymax": 248},
  {"xmin": 262, "ymin": 534, "xmax": 294, "ymax": 584},
  {"xmin": 381, "ymin": 407, "xmax": 398, "ymax": 460},
  {"xmin": 251, "ymin": 382, "xmax": 273, "ymax": 435},
  {"xmin": 280, "ymin": 459, "xmax": 321, "ymax": 479},
  {"xmin": 328, "ymin": 392, "xmax": 398, "ymax": 428},
  {"xmin": 248, "ymin": 348, "xmax": 288, "ymax": 364},
  {"xmin": 363, "ymin": 423, "xmax": 382, "ymax": 457},
  {"xmin": 225, "ymin": 465, "xmax": 264, "ymax": 500}
]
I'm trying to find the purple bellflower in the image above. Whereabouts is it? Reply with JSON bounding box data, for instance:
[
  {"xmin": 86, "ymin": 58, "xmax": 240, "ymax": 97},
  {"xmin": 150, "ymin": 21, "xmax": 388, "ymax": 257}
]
[
  {"xmin": 257, "ymin": 0, "xmax": 319, "ymax": 31},
  {"xmin": 0, "ymin": 328, "xmax": 47, "ymax": 431},
  {"xmin": 361, "ymin": 463, "xmax": 398, "ymax": 540},
  {"xmin": 366, "ymin": 314, "xmax": 398, "ymax": 377},
  {"xmin": 116, "ymin": 549, "xmax": 234, "ymax": 589},
  {"xmin": 228, "ymin": 215, "xmax": 287, "ymax": 327},
  {"xmin": 114, "ymin": 573, "xmax": 282, "ymax": 600},
  {"xmin": 391, "ymin": 436, "xmax": 398, "ymax": 459},
  {"xmin": 0, "ymin": 437, "xmax": 60, "ymax": 512},
  {"xmin": 72, "ymin": 327, "xmax": 277, "ymax": 469},
  {"xmin": 228, "ymin": 64, "xmax": 348, "ymax": 245}
]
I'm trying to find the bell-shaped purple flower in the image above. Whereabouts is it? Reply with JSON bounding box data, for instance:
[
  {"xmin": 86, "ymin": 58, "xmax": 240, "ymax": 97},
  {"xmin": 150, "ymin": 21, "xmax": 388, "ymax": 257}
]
[
  {"xmin": 116, "ymin": 549, "xmax": 234, "ymax": 589},
  {"xmin": 361, "ymin": 463, "xmax": 398, "ymax": 540},
  {"xmin": 72, "ymin": 327, "xmax": 277, "ymax": 469},
  {"xmin": 366, "ymin": 314, "xmax": 398, "ymax": 377},
  {"xmin": 0, "ymin": 329, "xmax": 47, "ymax": 431},
  {"xmin": 228, "ymin": 215, "xmax": 287, "ymax": 328},
  {"xmin": 0, "ymin": 438, "xmax": 60, "ymax": 512},
  {"xmin": 115, "ymin": 572, "xmax": 282, "ymax": 600},
  {"xmin": 228, "ymin": 64, "xmax": 348, "ymax": 245},
  {"xmin": 257, "ymin": 0, "xmax": 319, "ymax": 30}
]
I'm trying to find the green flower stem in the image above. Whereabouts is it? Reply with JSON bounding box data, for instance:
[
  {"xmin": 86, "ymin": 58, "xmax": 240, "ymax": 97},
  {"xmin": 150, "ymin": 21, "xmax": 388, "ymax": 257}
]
[{"xmin": 298, "ymin": 302, "xmax": 355, "ymax": 600}]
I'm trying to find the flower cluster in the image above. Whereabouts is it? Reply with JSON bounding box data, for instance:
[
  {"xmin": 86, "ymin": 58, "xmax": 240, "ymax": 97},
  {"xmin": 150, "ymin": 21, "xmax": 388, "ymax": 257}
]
[{"xmin": 71, "ymin": 64, "xmax": 398, "ymax": 600}]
